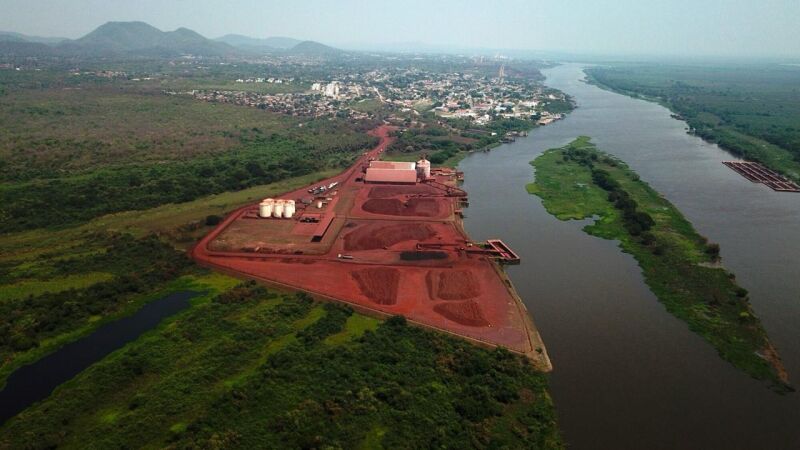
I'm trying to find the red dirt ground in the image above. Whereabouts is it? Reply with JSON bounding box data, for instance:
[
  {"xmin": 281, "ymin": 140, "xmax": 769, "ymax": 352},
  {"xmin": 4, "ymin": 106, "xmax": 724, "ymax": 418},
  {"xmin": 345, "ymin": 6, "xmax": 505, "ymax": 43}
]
[
  {"xmin": 352, "ymin": 267, "xmax": 400, "ymax": 305},
  {"xmin": 191, "ymin": 125, "xmax": 549, "ymax": 367},
  {"xmin": 433, "ymin": 300, "xmax": 490, "ymax": 327},
  {"xmin": 361, "ymin": 198, "xmax": 440, "ymax": 217},
  {"xmin": 368, "ymin": 185, "xmax": 442, "ymax": 198},
  {"xmin": 426, "ymin": 269, "xmax": 482, "ymax": 300},
  {"xmin": 343, "ymin": 222, "xmax": 437, "ymax": 251}
]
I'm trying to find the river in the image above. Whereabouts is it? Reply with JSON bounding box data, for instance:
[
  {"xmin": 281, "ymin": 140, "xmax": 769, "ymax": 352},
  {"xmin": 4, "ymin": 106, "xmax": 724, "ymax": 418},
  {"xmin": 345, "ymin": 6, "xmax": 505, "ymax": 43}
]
[
  {"xmin": 0, "ymin": 291, "xmax": 198, "ymax": 425},
  {"xmin": 458, "ymin": 63, "xmax": 800, "ymax": 449}
]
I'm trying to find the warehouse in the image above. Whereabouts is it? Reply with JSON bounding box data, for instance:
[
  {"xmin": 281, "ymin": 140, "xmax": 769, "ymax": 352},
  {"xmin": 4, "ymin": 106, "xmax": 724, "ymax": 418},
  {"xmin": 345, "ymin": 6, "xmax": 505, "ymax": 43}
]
[{"xmin": 364, "ymin": 160, "xmax": 418, "ymax": 184}]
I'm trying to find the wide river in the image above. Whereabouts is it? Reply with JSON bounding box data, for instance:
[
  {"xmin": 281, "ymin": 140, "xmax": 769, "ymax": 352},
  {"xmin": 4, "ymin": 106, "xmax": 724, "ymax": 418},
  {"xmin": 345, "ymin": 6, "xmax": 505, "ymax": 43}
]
[{"xmin": 459, "ymin": 63, "xmax": 800, "ymax": 449}]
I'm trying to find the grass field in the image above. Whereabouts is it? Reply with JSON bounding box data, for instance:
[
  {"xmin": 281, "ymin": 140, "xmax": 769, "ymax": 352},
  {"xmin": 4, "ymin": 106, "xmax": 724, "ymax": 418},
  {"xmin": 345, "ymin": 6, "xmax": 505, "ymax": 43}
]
[
  {"xmin": 528, "ymin": 137, "xmax": 790, "ymax": 391},
  {"xmin": 0, "ymin": 87, "xmax": 301, "ymax": 178},
  {"xmin": 0, "ymin": 284, "xmax": 562, "ymax": 449},
  {"xmin": 585, "ymin": 64, "xmax": 800, "ymax": 181}
]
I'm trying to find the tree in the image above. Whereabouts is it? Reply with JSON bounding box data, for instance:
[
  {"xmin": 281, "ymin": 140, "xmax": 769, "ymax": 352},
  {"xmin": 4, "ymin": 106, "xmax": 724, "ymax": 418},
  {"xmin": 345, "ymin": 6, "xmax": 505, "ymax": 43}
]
[{"xmin": 205, "ymin": 215, "xmax": 222, "ymax": 226}]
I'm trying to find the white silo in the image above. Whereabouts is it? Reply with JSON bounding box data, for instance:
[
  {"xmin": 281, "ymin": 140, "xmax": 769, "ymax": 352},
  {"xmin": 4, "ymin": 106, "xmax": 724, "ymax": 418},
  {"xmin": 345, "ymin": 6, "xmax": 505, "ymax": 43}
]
[
  {"xmin": 273, "ymin": 200, "xmax": 285, "ymax": 218},
  {"xmin": 259, "ymin": 199, "xmax": 274, "ymax": 218},
  {"xmin": 284, "ymin": 200, "xmax": 295, "ymax": 218},
  {"xmin": 416, "ymin": 157, "xmax": 431, "ymax": 180}
]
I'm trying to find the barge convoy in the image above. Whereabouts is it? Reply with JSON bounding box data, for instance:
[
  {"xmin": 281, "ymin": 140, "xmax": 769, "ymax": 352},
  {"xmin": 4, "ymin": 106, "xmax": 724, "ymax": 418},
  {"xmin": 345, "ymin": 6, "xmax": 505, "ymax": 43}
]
[{"xmin": 722, "ymin": 161, "xmax": 800, "ymax": 192}]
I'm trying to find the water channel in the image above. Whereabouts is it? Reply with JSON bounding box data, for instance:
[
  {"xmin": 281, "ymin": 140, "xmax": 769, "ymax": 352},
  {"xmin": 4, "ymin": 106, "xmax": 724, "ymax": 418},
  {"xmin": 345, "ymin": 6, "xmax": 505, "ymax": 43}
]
[
  {"xmin": 0, "ymin": 291, "xmax": 198, "ymax": 425},
  {"xmin": 459, "ymin": 63, "xmax": 800, "ymax": 449}
]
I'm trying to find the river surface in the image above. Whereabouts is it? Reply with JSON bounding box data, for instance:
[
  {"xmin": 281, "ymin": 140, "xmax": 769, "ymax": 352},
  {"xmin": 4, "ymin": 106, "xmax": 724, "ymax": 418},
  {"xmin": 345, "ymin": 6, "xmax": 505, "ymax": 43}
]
[
  {"xmin": 0, "ymin": 291, "xmax": 198, "ymax": 425},
  {"xmin": 458, "ymin": 63, "xmax": 800, "ymax": 449}
]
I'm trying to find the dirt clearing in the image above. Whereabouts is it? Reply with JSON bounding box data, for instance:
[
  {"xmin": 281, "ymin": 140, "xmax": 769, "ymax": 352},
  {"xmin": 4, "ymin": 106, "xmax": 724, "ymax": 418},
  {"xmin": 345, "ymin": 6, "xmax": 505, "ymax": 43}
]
[{"xmin": 433, "ymin": 300, "xmax": 489, "ymax": 327}]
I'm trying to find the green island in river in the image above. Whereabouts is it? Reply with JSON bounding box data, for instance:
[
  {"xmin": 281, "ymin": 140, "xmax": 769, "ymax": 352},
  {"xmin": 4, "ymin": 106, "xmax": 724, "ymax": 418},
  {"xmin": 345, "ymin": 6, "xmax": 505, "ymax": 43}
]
[{"xmin": 527, "ymin": 137, "xmax": 790, "ymax": 391}]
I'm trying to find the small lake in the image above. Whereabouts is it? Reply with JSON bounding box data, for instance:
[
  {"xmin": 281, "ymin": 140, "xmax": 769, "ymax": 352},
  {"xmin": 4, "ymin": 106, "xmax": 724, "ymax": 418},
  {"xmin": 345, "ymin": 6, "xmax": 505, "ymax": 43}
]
[
  {"xmin": 459, "ymin": 63, "xmax": 800, "ymax": 449},
  {"xmin": 0, "ymin": 291, "xmax": 198, "ymax": 425}
]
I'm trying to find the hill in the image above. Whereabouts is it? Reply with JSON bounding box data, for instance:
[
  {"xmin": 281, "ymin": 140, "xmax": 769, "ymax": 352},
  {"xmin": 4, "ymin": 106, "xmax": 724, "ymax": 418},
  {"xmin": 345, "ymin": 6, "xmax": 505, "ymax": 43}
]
[
  {"xmin": 0, "ymin": 41, "xmax": 60, "ymax": 57},
  {"xmin": 62, "ymin": 21, "xmax": 236, "ymax": 57},
  {"xmin": 262, "ymin": 36, "xmax": 304, "ymax": 49},
  {"xmin": 289, "ymin": 40, "xmax": 340, "ymax": 56},
  {"xmin": 0, "ymin": 31, "xmax": 67, "ymax": 44},
  {"xmin": 0, "ymin": 33, "xmax": 25, "ymax": 43},
  {"xmin": 215, "ymin": 34, "xmax": 301, "ymax": 50}
]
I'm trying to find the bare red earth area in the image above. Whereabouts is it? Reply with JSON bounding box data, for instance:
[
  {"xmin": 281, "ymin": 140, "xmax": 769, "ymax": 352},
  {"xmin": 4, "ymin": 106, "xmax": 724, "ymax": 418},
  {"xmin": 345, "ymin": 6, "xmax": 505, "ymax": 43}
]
[
  {"xmin": 434, "ymin": 301, "xmax": 490, "ymax": 327},
  {"xmin": 343, "ymin": 222, "xmax": 437, "ymax": 251},
  {"xmin": 191, "ymin": 126, "xmax": 550, "ymax": 367}
]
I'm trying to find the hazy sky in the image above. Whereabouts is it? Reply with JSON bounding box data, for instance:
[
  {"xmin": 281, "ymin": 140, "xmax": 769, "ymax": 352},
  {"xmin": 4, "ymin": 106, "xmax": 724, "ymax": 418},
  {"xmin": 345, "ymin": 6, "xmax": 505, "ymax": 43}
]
[{"xmin": 2, "ymin": 0, "xmax": 799, "ymax": 57}]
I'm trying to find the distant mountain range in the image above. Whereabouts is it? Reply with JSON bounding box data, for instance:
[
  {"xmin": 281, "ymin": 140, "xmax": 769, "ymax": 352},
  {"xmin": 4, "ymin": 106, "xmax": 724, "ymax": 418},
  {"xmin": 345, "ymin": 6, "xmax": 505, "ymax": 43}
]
[
  {"xmin": 0, "ymin": 22, "xmax": 340, "ymax": 58},
  {"xmin": 214, "ymin": 34, "xmax": 301, "ymax": 51},
  {"xmin": 0, "ymin": 31, "xmax": 68, "ymax": 44}
]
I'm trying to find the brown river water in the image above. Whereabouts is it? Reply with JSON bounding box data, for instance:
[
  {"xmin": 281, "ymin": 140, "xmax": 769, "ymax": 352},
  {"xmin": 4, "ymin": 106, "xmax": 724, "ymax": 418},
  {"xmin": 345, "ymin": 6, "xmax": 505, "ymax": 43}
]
[{"xmin": 459, "ymin": 63, "xmax": 800, "ymax": 449}]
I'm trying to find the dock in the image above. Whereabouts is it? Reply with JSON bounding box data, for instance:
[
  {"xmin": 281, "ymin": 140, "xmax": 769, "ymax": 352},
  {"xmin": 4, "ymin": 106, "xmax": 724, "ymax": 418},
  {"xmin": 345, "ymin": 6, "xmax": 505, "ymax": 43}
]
[{"xmin": 486, "ymin": 239, "xmax": 521, "ymax": 264}]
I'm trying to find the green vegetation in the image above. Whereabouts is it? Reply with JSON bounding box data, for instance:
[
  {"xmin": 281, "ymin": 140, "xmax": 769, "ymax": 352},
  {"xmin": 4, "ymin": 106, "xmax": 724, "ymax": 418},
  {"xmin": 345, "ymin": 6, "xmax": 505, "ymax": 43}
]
[
  {"xmin": 528, "ymin": 137, "xmax": 790, "ymax": 391},
  {"xmin": 0, "ymin": 170, "xmax": 340, "ymax": 386},
  {"xmin": 0, "ymin": 233, "xmax": 192, "ymax": 386},
  {"xmin": 0, "ymin": 84, "xmax": 375, "ymax": 232},
  {"xmin": 386, "ymin": 116, "xmax": 551, "ymax": 167},
  {"xmin": 585, "ymin": 64, "xmax": 800, "ymax": 181},
  {"xmin": 0, "ymin": 283, "xmax": 562, "ymax": 449}
]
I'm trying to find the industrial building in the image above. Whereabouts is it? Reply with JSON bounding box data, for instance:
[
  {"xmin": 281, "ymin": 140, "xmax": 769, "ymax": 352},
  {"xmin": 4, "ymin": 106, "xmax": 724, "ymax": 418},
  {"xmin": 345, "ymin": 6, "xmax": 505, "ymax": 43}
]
[
  {"xmin": 364, "ymin": 160, "xmax": 417, "ymax": 184},
  {"xmin": 364, "ymin": 157, "xmax": 431, "ymax": 184}
]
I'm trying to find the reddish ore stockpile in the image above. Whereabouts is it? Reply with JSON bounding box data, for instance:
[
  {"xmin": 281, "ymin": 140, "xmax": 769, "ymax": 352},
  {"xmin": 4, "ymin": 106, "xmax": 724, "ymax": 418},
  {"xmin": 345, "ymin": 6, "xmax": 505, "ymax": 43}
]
[
  {"xmin": 343, "ymin": 222, "xmax": 437, "ymax": 251},
  {"xmin": 427, "ymin": 270, "xmax": 482, "ymax": 300},
  {"xmin": 361, "ymin": 198, "xmax": 440, "ymax": 217},
  {"xmin": 352, "ymin": 267, "xmax": 400, "ymax": 305}
]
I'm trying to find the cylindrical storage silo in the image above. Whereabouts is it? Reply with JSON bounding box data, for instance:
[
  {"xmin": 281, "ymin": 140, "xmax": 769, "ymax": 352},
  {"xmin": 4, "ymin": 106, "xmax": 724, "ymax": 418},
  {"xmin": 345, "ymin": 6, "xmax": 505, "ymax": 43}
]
[
  {"xmin": 259, "ymin": 201, "xmax": 273, "ymax": 218},
  {"xmin": 417, "ymin": 158, "xmax": 431, "ymax": 180},
  {"xmin": 284, "ymin": 200, "xmax": 295, "ymax": 218},
  {"xmin": 316, "ymin": 200, "xmax": 323, "ymax": 209},
  {"xmin": 273, "ymin": 200, "xmax": 285, "ymax": 218}
]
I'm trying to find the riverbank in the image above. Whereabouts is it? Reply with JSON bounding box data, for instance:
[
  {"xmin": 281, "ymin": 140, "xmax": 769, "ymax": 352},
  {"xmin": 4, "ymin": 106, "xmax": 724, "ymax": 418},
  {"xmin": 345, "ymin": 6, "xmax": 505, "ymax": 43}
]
[
  {"xmin": 527, "ymin": 137, "xmax": 790, "ymax": 391},
  {"xmin": 583, "ymin": 67, "xmax": 800, "ymax": 184}
]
